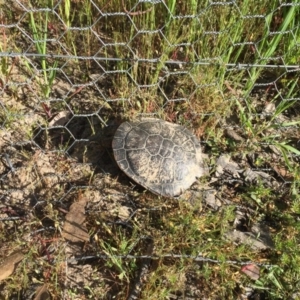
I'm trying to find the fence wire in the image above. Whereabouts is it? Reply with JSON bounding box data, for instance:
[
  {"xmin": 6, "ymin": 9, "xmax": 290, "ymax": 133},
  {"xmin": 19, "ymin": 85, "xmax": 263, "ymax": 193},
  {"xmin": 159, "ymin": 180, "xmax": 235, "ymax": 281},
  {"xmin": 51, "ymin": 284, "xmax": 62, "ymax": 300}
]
[{"xmin": 0, "ymin": 0, "xmax": 300, "ymax": 298}]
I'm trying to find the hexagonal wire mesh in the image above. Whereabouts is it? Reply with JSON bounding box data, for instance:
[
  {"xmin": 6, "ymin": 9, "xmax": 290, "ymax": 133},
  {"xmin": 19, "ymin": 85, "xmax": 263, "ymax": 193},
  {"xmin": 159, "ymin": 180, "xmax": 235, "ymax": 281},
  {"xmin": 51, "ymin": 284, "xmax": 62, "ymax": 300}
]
[{"xmin": 0, "ymin": 0, "xmax": 300, "ymax": 298}]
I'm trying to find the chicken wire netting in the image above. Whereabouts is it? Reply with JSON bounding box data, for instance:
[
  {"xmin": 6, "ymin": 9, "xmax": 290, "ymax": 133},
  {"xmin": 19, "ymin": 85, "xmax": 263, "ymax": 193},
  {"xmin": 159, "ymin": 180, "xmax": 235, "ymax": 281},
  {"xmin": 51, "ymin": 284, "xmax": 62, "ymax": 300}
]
[{"xmin": 0, "ymin": 0, "xmax": 300, "ymax": 298}]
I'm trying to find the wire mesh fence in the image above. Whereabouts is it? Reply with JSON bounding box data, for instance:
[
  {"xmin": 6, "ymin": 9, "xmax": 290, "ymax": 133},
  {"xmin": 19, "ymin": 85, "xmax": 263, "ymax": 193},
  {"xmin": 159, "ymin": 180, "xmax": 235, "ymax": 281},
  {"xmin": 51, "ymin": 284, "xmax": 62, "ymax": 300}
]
[{"xmin": 0, "ymin": 0, "xmax": 300, "ymax": 298}]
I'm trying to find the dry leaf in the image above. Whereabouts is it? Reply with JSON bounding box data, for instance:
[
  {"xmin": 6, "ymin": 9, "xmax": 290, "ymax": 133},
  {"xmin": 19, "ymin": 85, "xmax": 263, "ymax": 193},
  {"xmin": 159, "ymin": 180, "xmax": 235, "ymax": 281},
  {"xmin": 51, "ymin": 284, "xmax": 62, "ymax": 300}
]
[
  {"xmin": 224, "ymin": 228, "xmax": 273, "ymax": 250},
  {"xmin": 33, "ymin": 284, "xmax": 51, "ymax": 300},
  {"xmin": 262, "ymin": 102, "xmax": 276, "ymax": 117},
  {"xmin": 0, "ymin": 251, "xmax": 24, "ymax": 281},
  {"xmin": 241, "ymin": 263, "xmax": 260, "ymax": 280},
  {"xmin": 271, "ymin": 164, "xmax": 294, "ymax": 181},
  {"xmin": 216, "ymin": 154, "xmax": 242, "ymax": 178},
  {"xmin": 203, "ymin": 189, "xmax": 221, "ymax": 210},
  {"xmin": 62, "ymin": 197, "xmax": 89, "ymax": 243},
  {"xmin": 48, "ymin": 111, "xmax": 71, "ymax": 127},
  {"xmin": 224, "ymin": 128, "xmax": 245, "ymax": 142}
]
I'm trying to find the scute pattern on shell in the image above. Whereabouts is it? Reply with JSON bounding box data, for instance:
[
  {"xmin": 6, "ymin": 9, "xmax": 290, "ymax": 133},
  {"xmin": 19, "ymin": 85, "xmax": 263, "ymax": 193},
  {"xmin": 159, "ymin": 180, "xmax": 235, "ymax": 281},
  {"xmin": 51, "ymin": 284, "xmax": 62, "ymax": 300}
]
[{"xmin": 112, "ymin": 118, "xmax": 206, "ymax": 197}]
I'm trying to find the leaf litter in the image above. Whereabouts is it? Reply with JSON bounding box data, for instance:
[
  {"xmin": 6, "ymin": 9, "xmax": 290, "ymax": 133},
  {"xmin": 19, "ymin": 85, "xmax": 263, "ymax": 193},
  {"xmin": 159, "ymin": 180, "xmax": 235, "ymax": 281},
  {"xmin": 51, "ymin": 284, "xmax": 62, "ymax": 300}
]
[{"xmin": 0, "ymin": 251, "xmax": 24, "ymax": 282}]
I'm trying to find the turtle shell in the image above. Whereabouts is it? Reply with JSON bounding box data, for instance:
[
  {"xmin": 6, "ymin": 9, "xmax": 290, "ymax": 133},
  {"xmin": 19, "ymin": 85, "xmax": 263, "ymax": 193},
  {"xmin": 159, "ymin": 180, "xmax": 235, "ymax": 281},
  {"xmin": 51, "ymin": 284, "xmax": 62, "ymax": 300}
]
[{"xmin": 112, "ymin": 118, "xmax": 206, "ymax": 197}]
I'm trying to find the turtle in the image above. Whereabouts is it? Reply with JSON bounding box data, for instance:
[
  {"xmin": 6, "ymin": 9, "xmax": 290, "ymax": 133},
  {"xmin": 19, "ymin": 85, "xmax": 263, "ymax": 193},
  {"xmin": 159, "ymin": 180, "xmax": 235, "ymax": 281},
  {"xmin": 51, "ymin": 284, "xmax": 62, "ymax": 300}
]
[{"xmin": 112, "ymin": 118, "xmax": 207, "ymax": 198}]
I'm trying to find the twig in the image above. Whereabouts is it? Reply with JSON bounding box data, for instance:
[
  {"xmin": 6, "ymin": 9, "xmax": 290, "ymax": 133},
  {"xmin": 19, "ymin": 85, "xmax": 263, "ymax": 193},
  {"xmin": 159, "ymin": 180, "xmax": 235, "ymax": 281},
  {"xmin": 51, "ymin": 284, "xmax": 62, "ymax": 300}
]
[
  {"xmin": 127, "ymin": 237, "xmax": 154, "ymax": 300},
  {"xmin": 3, "ymin": 153, "xmax": 16, "ymax": 173},
  {"xmin": 122, "ymin": 0, "xmax": 153, "ymax": 16},
  {"xmin": 73, "ymin": 253, "xmax": 275, "ymax": 269}
]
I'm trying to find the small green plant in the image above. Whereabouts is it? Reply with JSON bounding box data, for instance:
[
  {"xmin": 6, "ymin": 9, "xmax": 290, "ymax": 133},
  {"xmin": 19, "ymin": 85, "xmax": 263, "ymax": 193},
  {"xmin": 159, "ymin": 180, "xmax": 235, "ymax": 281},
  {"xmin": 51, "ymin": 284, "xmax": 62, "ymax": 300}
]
[
  {"xmin": 253, "ymin": 265, "xmax": 285, "ymax": 297},
  {"xmin": 28, "ymin": 1, "xmax": 58, "ymax": 98}
]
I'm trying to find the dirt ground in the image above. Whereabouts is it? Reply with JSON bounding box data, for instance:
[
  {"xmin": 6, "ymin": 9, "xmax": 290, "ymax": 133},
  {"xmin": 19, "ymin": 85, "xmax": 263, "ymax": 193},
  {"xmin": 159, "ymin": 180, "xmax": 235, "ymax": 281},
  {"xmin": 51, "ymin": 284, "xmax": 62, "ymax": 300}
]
[{"xmin": 1, "ymin": 48, "xmax": 300, "ymax": 300}]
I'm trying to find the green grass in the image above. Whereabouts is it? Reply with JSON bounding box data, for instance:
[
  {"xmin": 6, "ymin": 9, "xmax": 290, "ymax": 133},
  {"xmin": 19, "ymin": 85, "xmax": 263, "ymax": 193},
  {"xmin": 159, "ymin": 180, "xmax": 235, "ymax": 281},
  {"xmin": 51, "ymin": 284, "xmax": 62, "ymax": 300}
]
[
  {"xmin": 26, "ymin": 1, "xmax": 58, "ymax": 98},
  {"xmin": 1, "ymin": 0, "xmax": 300, "ymax": 299}
]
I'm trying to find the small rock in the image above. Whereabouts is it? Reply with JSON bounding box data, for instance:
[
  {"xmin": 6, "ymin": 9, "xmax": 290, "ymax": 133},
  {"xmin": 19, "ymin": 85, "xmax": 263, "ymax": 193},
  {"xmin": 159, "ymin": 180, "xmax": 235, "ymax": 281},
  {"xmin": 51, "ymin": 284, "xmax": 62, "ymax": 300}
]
[{"xmin": 216, "ymin": 154, "xmax": 242, "ymax": 178}]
